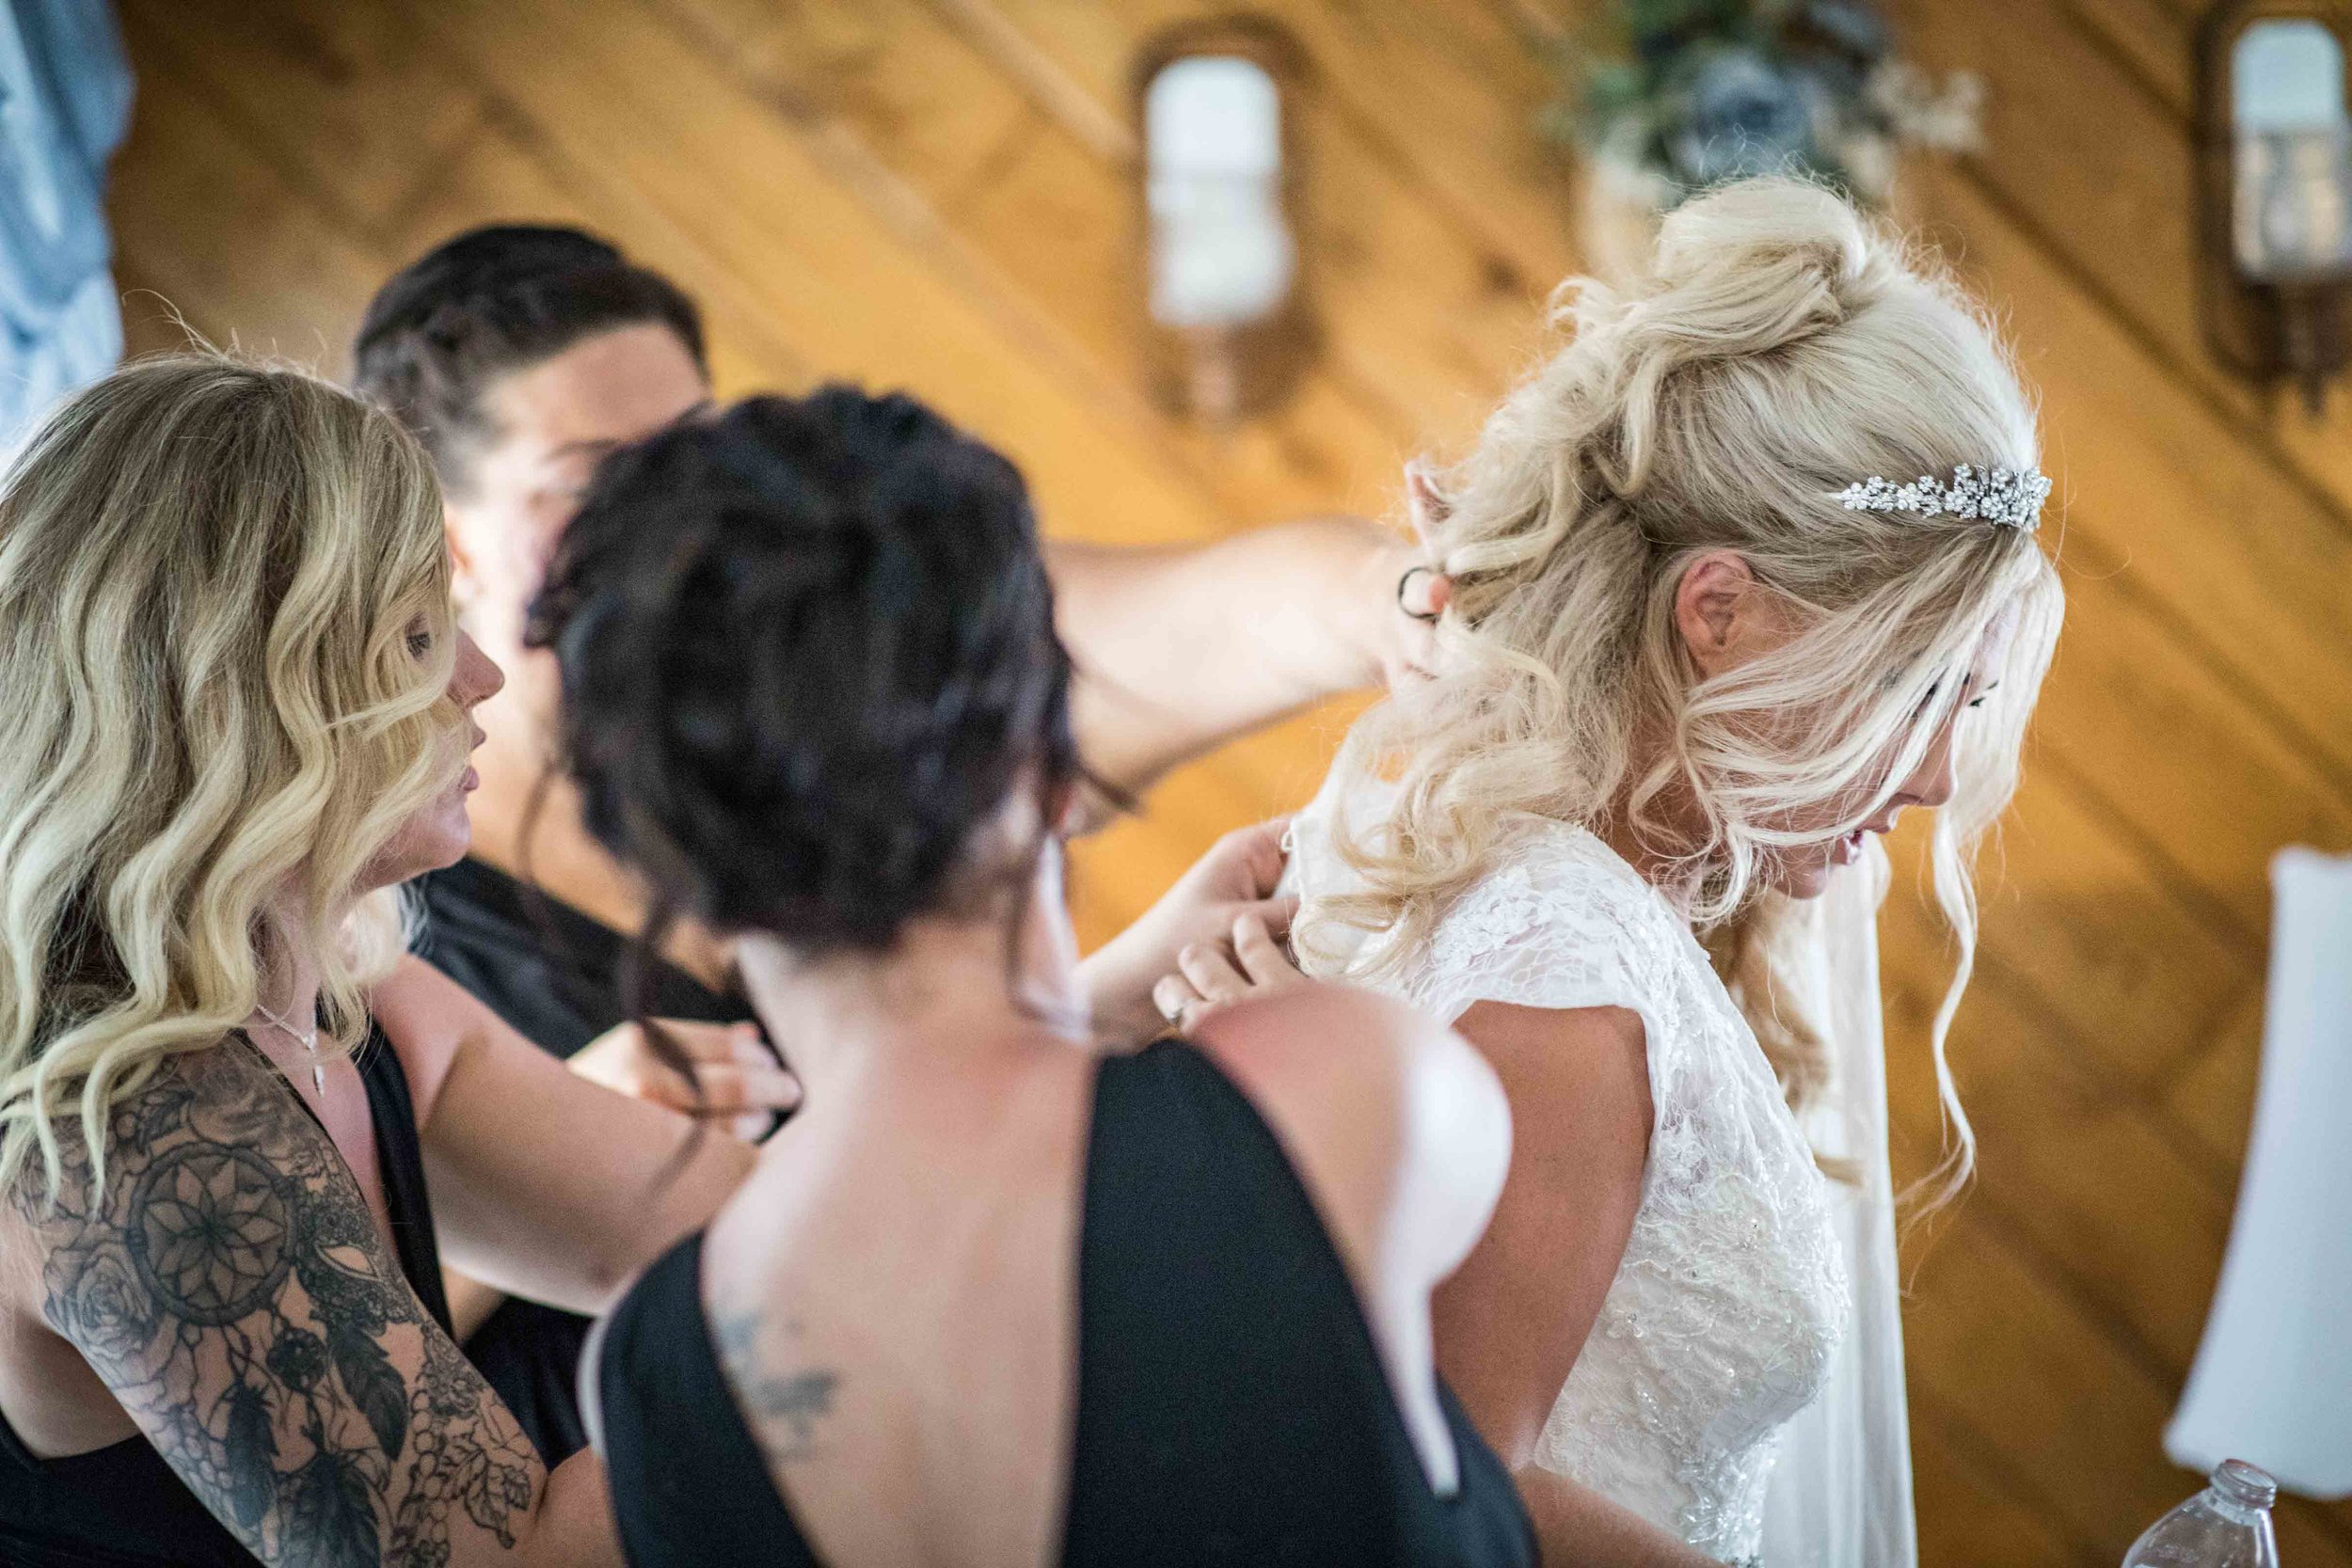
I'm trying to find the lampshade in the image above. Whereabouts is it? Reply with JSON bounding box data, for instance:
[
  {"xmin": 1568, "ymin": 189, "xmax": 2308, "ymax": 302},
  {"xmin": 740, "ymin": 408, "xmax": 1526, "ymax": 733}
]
[{"xmin": 2166, "ymin": 847, "xmax": 2352, "ymax": 1497}]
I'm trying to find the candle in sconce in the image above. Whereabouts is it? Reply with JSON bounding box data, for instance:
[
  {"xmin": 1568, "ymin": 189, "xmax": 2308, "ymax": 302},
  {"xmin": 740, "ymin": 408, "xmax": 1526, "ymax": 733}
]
[
  {"xmin": 1133, "ymin": 20, "xmax": 1315, "ymax": 424},
  {"xmin": 2230, "ymin": 19, "xmax": 2352, "ymax": 282}
]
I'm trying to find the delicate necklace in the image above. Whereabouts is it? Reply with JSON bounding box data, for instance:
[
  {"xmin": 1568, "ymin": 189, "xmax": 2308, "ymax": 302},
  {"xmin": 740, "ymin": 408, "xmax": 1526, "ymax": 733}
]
[{"xmin": 253, "ymin": 998, "xmax": 325, "ymax": 1095}]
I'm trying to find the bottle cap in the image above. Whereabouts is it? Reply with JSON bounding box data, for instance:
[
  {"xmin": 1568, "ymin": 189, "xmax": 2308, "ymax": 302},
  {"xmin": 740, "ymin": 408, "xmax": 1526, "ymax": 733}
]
[{"xmin": 2213, "ymin": 1459, "xmax": 2280, "ymax": 1510}]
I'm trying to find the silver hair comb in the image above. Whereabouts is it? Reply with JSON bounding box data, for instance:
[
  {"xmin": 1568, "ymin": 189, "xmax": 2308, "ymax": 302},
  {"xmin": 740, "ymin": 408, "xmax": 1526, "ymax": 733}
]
[{"xmin": 1835, "ymin": 464, "xmax": 2051, "ymax": 532}]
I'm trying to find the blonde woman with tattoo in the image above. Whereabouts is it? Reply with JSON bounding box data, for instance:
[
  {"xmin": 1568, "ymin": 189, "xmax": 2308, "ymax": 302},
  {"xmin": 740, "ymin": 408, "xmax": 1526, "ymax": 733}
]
[{"xmin": 0, "ymin": 356, "xmax": 704, "ymax": 1567}]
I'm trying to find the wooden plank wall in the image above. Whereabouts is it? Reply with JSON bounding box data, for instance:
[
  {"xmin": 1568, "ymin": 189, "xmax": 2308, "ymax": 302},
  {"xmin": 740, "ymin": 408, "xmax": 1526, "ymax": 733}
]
[{"xmin": 99, "ymin": 0, "xmax": 2349, "ymax": 1560}]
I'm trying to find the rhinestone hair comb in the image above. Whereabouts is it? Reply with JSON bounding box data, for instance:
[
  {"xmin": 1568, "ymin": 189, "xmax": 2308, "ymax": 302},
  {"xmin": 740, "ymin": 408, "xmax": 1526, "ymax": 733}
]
[{"xmin": 1835, "ymin": 464, "xmax": 2051, "ymax": 531}]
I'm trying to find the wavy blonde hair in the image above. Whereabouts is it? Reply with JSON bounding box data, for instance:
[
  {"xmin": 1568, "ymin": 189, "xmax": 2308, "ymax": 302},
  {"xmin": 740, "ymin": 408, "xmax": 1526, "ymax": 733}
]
[
  {"xmin": 0, "ymin": 355, "xmax": 458, "ymax": 1202},
  {"xmin": 1302, "ymin": 178, "xmax": 2064, "ymax": 1208}
]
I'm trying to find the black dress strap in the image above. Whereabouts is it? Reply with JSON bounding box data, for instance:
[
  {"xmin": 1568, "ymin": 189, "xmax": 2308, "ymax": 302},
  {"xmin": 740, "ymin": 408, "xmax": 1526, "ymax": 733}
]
[
  {"xmin": 1063, "ymin": 1041, "xmax": 1535, "ymax": 1567},
  {"xmin": 598, "ymin": 1233, "xmax": 812, "ymax": 1565},
  {"xmin": 350, "ymin": 1024, "xmax": 451, "ymax": 1334}
]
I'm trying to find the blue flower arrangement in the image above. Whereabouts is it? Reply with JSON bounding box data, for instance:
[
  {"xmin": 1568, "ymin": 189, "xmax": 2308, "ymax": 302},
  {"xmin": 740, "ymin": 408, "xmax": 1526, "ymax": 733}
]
[{"xmin": 1544, "ymin": 0, "xmax": 1981, "ymax": 211}]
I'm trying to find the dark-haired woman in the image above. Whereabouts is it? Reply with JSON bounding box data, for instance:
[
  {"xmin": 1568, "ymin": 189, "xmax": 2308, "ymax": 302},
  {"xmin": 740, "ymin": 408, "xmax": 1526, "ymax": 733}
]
[
  {"xmin": 0, "ymin": 356, "xmax": 1373, "ymax": 1568},
  {"xmin": 350, "ymin": 225, "xmax": 1448, "ymax": 1462},
  {"xmin": 538, "ymin": 388, "xmax": 1535, "ymax": 1568}
]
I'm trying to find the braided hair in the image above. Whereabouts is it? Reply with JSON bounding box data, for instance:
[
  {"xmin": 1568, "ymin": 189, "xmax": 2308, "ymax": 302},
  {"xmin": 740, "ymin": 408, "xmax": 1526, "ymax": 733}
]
[{"xmin": 526, "ymin": 387, "xmax": 1080, "ymax": 957}]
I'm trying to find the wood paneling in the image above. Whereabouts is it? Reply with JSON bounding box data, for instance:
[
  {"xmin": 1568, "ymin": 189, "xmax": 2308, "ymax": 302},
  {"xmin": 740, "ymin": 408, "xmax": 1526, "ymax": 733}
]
[{"xmin": 103, "ymin": 0, "xmax": 2349, "ymax": 1560}]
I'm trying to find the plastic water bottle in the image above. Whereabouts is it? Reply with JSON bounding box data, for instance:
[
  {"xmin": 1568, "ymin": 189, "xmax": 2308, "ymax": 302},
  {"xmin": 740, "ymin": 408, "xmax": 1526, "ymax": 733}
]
[{"xmin": 2122, "ymin": 1460, "xmax": 2281, "ymax": 1567}]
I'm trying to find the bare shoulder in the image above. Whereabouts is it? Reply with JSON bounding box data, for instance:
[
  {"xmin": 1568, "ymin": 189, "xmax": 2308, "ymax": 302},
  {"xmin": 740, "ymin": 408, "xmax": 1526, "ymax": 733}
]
[
  {"xmin": 1453, "ymin": 997, "xmax": 1648, "ymax": 1067},
  {"xmin": 1450, "ymin": 999, "xmax": 1652, "ymax": 1148},
  {"xmin": 1439, "ymin": 1004, "xmax": 1653, "ymax": 1296},
  {"xmin": 11, "ymin": 1037, "xmax": 298, "ymax": 1221},
  {"xmin": 1190, "ymin": 983, "xmax": 1511, "ymax": 1277},
  {"xmin": 7, "ymin": 1035, "xmax": 545, "ymax": 1567},
  {"xmin": 1193, "ymin": 981, "xmax": 1497, "ymax": 1125},
  {"xmin": 0, "ymin": 1041, "xmax": 262, "ymax": 1301},
  {"xmin": 367, "ymin": 953, "xmax": 501, "ymax": 1121}
]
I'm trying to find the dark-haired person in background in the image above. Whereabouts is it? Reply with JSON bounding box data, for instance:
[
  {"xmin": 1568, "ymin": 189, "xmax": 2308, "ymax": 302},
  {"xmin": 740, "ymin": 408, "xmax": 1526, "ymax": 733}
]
[
  {"xmin": 546, "ymin": 386, "xmax": 1534, "ymax": 1568},
  {"xmin": 351, "ymin": 225, "xmax": 1447, "ymax": 1465}
]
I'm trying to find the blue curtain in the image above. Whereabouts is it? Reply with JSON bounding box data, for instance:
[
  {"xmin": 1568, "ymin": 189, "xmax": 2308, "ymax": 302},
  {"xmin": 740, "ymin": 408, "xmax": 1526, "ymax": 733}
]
[{"xmin": 0, "ymin": 0, "xmax": 130, "ymax": 451}]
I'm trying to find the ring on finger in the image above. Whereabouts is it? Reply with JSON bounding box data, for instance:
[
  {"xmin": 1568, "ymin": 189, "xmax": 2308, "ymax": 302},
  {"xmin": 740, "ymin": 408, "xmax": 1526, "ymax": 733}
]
[{"xmin": 1396, "ymin": 565, "xmax": 1441, "ymax": 624}]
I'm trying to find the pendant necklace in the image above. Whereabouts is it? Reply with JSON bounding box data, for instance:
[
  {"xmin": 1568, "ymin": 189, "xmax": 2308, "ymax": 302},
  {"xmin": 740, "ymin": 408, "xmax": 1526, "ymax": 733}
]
[{"xmin": 253, "ymin": 998, "xmax": 325, "ymax": 1095}]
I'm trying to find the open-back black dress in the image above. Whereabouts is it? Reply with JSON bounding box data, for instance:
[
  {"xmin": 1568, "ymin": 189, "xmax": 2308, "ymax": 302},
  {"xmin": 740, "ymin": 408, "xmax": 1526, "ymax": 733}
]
[{"xmin": 596, "ymin": 1037, "xmax": 1539, "ymax": 1568}]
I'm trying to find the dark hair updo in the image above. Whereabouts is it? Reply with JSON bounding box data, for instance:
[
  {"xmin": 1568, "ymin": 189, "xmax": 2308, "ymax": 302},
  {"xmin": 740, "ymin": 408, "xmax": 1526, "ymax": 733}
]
[
  {"xmin": 353, "ymin": 224, "xmax": 707, "ymax": 486},
  {"xmin": 526, "ymin": 387, "xmax": 1080, "ymax": 956}
]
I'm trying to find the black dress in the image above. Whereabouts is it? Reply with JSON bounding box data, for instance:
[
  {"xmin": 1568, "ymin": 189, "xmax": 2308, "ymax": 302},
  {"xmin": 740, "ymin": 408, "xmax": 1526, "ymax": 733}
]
[
  {"xmin": 596, "ymin": 1038, "xmax": 1539, "ymax": 1568},
  {"xmin": 412, "ymin": 855, "xmax": 752, "ymax": 1465},
  {"xmin": 0, "ymin": 1029, "xmax": 451, "ymax": 1568}
]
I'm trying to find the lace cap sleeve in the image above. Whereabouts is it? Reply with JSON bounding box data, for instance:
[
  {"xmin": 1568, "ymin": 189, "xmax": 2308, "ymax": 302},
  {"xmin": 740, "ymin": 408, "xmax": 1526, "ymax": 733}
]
[{"xmin": 1413, "ymin": 824, "xmax": 1692, "ymax": 1049}]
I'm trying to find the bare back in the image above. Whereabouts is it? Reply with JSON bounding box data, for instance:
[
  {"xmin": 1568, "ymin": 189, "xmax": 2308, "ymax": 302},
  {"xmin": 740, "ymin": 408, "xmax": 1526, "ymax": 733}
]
[
  {"xmin": 596, "ymin": 985, "xmax": 1526, "ymax": 1568},
  {"xmin": 697, "ymin": 1039, "xmax": 1091, "ymax": 1567}
]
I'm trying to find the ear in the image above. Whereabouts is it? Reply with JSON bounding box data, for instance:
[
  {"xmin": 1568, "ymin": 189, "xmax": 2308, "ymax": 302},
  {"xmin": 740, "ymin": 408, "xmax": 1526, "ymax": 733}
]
[
  {"xmin": 1402, "ymin": 461, "xmax": 1449, "ymax": 553},
  {"xmin": 444, "ymin": 505, "xmax": 481, "ymax": 606},
  {"xmin": 1046, "ymin": 777, "xmax": 1085, "ymax": 839},
  {"xmin": 1675, "ymin": 549, "xmax": 1761, "ymax": 678}
]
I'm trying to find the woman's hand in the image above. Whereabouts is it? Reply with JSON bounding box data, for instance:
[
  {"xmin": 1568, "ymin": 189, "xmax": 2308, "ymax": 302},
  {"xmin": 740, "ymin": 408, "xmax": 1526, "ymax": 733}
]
[
  {"xmin": 1358, "ymin": 464, "xmax": 1454, "ymax": 686},
  {"xmin": 1079, "ymin": 818, "xmax": 1297, "ymax": 1045},
  {"xmin": 1045, "ymin": 479, "xmax": 1452, "ymax": 821},
  {"xmin": 1150, "ymin": 909, "xmax": 1308, "ymax": 1034},
  {"xmin": 568, "ymin": 1018, "xmax": 800, "ymax": 1141},
  {"xmin": 382, "ymin": 957, "xmax": 757, "ymax": 1315}
]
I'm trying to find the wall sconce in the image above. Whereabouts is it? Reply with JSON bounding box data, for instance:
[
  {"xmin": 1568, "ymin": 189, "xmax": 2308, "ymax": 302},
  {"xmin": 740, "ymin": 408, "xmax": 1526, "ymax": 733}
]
[
  {"xmin": 1133, "ymin": 18, "xmax": 1314, "ymax": 425},
  {"xmin": 2198, "ymin": 2, "xmax": 2352, "ymax": 411}
]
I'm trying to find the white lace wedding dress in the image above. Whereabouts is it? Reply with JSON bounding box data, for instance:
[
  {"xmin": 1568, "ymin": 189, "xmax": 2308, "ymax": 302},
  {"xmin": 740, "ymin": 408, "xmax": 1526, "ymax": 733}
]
[{"xmin": 1285, "ymin": 769, "xmax": 1870, "ymax": 1563}]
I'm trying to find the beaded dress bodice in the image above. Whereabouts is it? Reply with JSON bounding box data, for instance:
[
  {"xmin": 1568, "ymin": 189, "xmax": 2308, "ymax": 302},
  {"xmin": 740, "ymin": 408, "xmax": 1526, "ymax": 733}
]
[{"xmin": 1285, "ymin": 773, "xmax": 1850, "ymax": 1561}]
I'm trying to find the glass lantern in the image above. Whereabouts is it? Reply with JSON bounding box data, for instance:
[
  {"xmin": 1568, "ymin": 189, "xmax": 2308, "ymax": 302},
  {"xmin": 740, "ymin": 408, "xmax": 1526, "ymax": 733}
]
[{"xmin": 2198, "ymin": 3, "xmax": 2352, "ymax": 409}]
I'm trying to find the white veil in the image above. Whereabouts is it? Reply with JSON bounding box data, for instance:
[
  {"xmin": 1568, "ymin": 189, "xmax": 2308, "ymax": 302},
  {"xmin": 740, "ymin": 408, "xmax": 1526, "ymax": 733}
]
[{"xmin": 1757, "ymin": 838, "xmax": 1919, "ymax": 1568}]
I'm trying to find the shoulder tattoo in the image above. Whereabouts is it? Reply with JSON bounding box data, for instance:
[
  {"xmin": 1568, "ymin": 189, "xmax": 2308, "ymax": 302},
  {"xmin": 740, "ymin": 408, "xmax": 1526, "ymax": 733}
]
[{"xmin": 16, "ymin": 1045, "xmax": 542, "ymax": 1567}]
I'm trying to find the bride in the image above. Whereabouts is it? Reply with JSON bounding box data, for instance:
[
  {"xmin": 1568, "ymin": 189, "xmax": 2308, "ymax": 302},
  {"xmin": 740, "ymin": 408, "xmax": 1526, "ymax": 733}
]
[{"xmin": 1155, "ymin": 178, "xmax": 2063, "ymax": 1566}]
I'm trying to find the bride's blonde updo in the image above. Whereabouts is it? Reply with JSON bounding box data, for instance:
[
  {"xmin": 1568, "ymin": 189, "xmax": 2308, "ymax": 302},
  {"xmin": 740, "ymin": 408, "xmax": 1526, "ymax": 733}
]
[{"xmin": 1304, "ymin": 177, "xmax": 2063, "ymax": 1201}]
